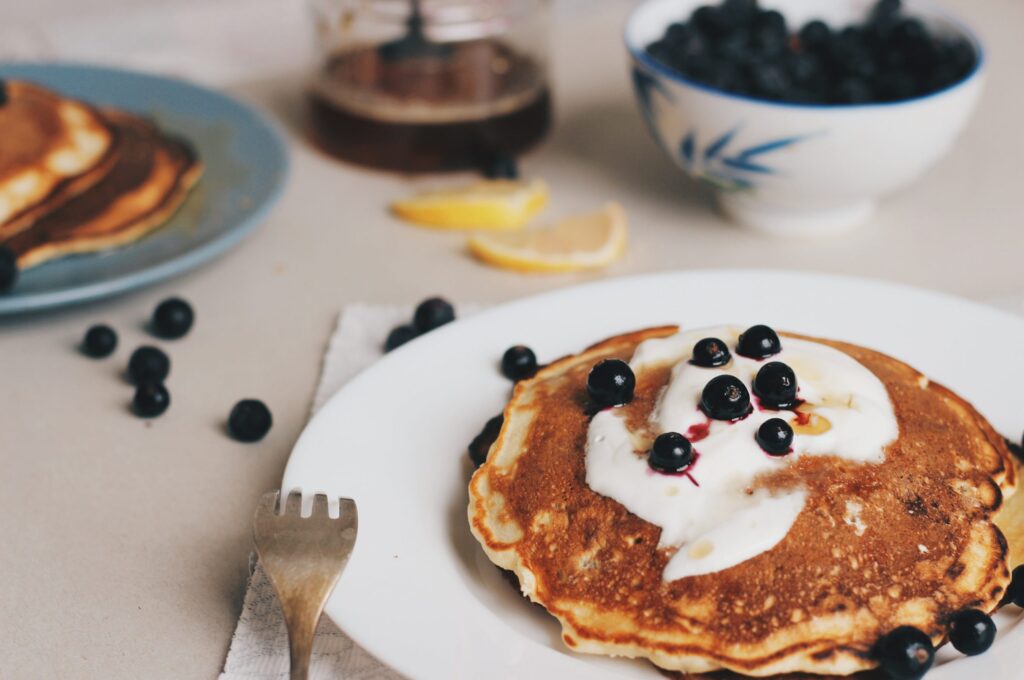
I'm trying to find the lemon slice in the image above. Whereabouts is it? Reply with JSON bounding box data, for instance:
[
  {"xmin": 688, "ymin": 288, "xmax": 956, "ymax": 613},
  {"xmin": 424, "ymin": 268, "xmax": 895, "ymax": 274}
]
[
  {"xmin": 391, "ymin": 179, "xmax": 548, "ymax": 231},
  {"xmin": 467, "ymin": 202, "xmax": 628, "ymax": 273}
]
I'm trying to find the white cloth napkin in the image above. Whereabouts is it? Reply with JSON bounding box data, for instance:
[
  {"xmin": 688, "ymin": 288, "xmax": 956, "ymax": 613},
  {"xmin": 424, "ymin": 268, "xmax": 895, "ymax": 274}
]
[{"xmin": 221, "ymin": 304, "xmax": 480, "ymax": 680}]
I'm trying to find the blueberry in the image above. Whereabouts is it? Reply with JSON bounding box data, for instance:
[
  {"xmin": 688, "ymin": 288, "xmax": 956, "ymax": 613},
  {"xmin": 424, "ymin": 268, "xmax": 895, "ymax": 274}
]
[
  {"xmin": 870, "ymin": 0, "xmax": 903, "ymax": 24},
  {"xmin": 946, "ymin": 39, "xmax": 977, "ymax": 76},
  {"xmin": 891, "ymin": 18, "xmax": 927, "ymax": 47},
  {"xmin": 703, "ymin": 62, "xmax": 742, "ymax": 90},
  {"xmin": 947, "ymin": 609, "xmax": 996, "ymax": 656},
  {"xmin": 649, "ymin": 432, "xmax": 694, "ymax": 473},
  {"xmin": 82, "ymin": 324, "xmax": 118, "ymax": 358},
  {"xmin": 737, "ymin": 324, "xmax": 781, "ymax": 359},
  {"xmin": 754, "ymin": 9, "xmax": 787, "ymax": 36},
  {"xmin": 831, "ymin": 30, "xmax": 876, "ymax": 79},
  {"xmin": 482, "ymin": 153, "xmax": 518, "ymax": 180},
  {"xmin": 753, "ymin": 361, "xmax": 799, "ymax": 408},
  {"xmin": 587, "ymin": 359, "xmax": 635, "ymax": 407},
  {"xmin": 834, "ymin": 77, "xmax": 874, "ymax": 103},
  {"xmin": 228, "ymin": 399, "xmax": 273, "ymax": 442},
  {"xmin": 681, "ymin": 30, "xmax": 711, "ymax": 60},
  {"xmin": 691, "ymin": 5, "xmax": 729, "ymax": 37},
  {"xmin": 874, "ymin": 626, "xmax": 934, "ymax": 680},
  {"xmin": 691, "ymin": 337, "xmax": 732, "ymax": 367},
  {"xmin": 680, "ymin": 53, "xmax": 716, "ymax": 81},
  {"xmin": 413, "ymin": 297, "xmax": 455, "ymax": 333},
  {"xmin": 700, "ymin": 375, "xmax": 751, "ymax": 421},
  {"xmin": 798, "ymin": 20, "xmax": 831, "ymax": 51},
  {"xmin": 715, "ymin": 29, "xmax": 752, "ymax": 64},
  {"xmin": 786, "ymin": 52, "xmax": 823, "ymax": 86},
  {"xmin": 1005, "ymin": 564, "xmax": 1024, "ymax": 607},
  {"xmin": 756, "ymin": 418, "xmax": 794, "ymax": 455},
  {"xmin": 133, "ymin": 382, "xmax": 170, "ymax": 418},
  {"xmin": 720, "ymin": 0, "xmax": 758, "ymax": 27},
  {"xmin": 749, "ymin": 61, "xmax": 791, "ymax": 99},
  {"xmin": 152, "ymin": 297, "xmax": 194, "ymax": 339},
  {"xmin": 384, "ymin": 324, "xmax": 418, "ymax": 352},
  {"xmin": 646, "ymin": 38, "xmax": 675, "ymax": 64},
  {"xmin": 128, "ymin": 346, "xmax": 170, "ymax": 384},
  {"xmin": 877, "ymin": 70, "xmax": 918, "ymax": 101},
  {"xmin": 753, "ymin": 22, "xmax": 788, "ymax": 58},
  {"xmin": 665, "ymin": 21, "xmax": 692, "ymax": 44},
  {"xmin": 468, "ymin": 414, "xmax": 504, "ymax": 467},
  {"xmin": 0, "ymin": 246, "xmax": 18, "ymax": 293},
  {"xmin": 501, "ymin": 345, "xmax": 538, "ymax": 381}
]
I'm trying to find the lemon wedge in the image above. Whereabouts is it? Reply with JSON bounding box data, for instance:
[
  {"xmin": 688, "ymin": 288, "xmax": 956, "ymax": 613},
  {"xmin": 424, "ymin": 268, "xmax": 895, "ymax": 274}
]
[
  {"xmin": 391, "ymin": 179, "xmax": 548, "ymax": 230},
  {"xmin": 467, "ymin": 202, "xmax": 628, "ymax": 273}
]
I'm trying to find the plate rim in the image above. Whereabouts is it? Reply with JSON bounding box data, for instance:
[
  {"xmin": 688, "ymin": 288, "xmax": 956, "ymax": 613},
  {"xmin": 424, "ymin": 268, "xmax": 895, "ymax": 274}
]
[
  {"xmin": 284, "ymin": 268, "xmax": 1024, "ymax": 679},
  {"xmin": 0, "ymin": 61, "xmax": 290, "ymax": 315}
]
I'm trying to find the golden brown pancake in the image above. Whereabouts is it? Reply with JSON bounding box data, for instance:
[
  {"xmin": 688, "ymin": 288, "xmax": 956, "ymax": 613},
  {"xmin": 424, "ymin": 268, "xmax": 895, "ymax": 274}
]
[
  {"xmin": 469, "ymin": 327, "xmax": 1017, "ymax": 676},
  {"xmin": 0, "ymin": 81, "xmax": 116, "ymax": 234},
  {"xmin": 2, "ymin": 109, "xmax": 202, "ymax": 268}
]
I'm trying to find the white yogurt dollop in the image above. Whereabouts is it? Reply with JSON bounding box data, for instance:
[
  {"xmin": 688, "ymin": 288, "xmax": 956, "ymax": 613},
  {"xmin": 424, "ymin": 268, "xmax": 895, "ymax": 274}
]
[{"xmin": 585, "ymin": 325, "xmax": 898, "ymax": 581}]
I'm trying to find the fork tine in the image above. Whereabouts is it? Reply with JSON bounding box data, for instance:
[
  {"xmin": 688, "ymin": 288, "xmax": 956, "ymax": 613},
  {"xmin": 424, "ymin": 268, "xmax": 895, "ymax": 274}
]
[
  {"xmin": 283, "ymin": 490, "xmax": 303, "ymax": 516},
  {"xmin": 255, "ymin": 490, "xmax": 280, "ymax": 517},
  {"xmin": 311, "ymin": 493, "xmax": 329, "ymax": 517},
  {"xmin": 337, "ymin": 498, "xmax": 358, "ymax": 530}
]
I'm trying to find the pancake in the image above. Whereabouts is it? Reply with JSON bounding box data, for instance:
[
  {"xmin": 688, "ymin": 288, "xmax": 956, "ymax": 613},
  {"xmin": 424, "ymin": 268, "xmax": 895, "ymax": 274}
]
[
  {"xmin": 469, "ymin": 326, "xmax": 1017, "ymax": 676},
  {"xmin": 2, "ymin": 109, "xmax": 202, "ymax": 269},
  {"xmin": 0, "ymin": 80, "xmax": 116, "ymax": 234}
]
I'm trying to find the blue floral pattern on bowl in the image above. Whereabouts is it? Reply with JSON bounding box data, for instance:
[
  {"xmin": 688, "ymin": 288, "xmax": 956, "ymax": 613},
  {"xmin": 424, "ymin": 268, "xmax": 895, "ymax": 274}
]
[{"xmin": 632, "ymin": 67, "xmax": 814, "ymax": 192}]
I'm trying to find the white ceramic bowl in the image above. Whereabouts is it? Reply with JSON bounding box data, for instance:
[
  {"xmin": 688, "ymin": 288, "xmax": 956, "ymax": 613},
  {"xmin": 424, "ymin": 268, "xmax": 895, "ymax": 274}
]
[{"xmin": 625, "ymin": 0, "xmax": 985, "ymax": 236}]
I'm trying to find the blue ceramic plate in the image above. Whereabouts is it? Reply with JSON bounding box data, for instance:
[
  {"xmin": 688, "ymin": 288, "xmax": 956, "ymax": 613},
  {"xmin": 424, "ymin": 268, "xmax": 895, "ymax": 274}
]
[{"xmin": 0, "ymin": 63, "xmax": 288, "ymax": 315}]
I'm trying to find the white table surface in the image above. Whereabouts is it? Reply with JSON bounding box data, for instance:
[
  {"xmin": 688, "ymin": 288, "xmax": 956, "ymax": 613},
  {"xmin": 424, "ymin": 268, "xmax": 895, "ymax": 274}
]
[{"xmin": 2, "ymin": 0, "xmax": 1023, "ymax": 678}]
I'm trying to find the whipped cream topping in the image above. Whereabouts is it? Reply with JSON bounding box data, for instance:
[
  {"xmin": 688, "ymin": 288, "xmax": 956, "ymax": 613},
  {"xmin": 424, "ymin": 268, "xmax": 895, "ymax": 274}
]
[{"xmin": 585, "ymin": 325, "xmax": 898, "ymax": 581}]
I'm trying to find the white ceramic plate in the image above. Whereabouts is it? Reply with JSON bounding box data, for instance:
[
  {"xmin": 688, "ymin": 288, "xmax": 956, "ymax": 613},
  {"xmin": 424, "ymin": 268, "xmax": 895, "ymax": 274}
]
[{"xmin": 283, "ymin": 270, "xmax": 1024, "ymax": 680}]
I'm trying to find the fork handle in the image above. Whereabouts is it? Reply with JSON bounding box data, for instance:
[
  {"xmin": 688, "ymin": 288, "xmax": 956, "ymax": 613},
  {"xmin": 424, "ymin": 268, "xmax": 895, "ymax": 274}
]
[{"xmin": 280, "ymin": 593, "xmax": 325, "ymax": 680}]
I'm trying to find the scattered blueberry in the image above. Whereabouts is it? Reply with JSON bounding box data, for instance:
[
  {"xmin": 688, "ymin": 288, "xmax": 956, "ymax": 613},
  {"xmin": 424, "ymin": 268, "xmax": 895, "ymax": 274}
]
[
  {"xmin": 133, "ymin": 382, "xmax": 170, "ymax": 418},
  {"xmin": 81, "ymin": 325, "xmax": 118, "ymax": 358},
  {"xmin": 587, "ymin": 359, "xmax": 636, "ymax": 407},
  {"xmin": 0, "ymin": 246, "xmax": 18, "ymax": 293},
  {"xmin": 756, "ymin": 417, "xmax": 793, "ymax": 455},
  {"xmin": 228, "ymin": 399, "xmax": 273, "ymax": 442},
  {"xmin": 482, "ymin": 153, "xmax": 519, "ymax": 179},
  {"xmin": 753, "ymin": 361, "xmax": 798, "ymax": 408},
  {"xmin": 468, "ymin": 414, "xmax": 504, "ymax": 467},
  {"xmin": 874, "ymin": 626, "xmax": 935, "ymax": 680},
  {"xmin": 649, "ymin": 432, "xmax": 694, "ymax": 473},
  {"xmin": 384, "ymin": 324, "xmax": 418, "ymax": 352},
  {"xmin": 128, "ymin": 346, "xmax": 170, "ymax": 384},
  {"xmin": 736, "ymin": 324, "xmax": 781, "ymax": 359},
  {"xmin": 413, "ymin": 297, "xmax": 455, "ymax": 333},
  {"xmin": 501, "ymin": 345, "xmax": 538, "ymax": 381},
  {"xmin": 152, "ymin": 297, "xmax": 194, "ymax": 339},
  {"xmin": 947, "ymin": 609, "xmax": 996, "ymax": 656},
  {"xmin": 691, "ymin": 337, "xmax": 732, "ymax": 367},
  {"xmin": 700, "ymin": 374, "xmax": 751, "ymax": 420}
]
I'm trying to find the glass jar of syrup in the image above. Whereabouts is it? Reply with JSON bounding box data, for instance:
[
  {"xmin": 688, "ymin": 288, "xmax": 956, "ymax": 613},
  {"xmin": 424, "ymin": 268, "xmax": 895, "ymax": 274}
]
[{"xmin": 308, "ymin": 0, "xmax": 552, "ymax": 173}]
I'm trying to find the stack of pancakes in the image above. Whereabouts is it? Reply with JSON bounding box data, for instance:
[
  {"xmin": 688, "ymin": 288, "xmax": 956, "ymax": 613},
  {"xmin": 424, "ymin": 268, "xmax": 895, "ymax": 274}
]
[
  {"xmin": 0, "ymin": 80, "xmax": 202, "ymax": 271},
  {"xmin": 469, "ymin": 327, "xmax": 1020, "ymax": 677}
]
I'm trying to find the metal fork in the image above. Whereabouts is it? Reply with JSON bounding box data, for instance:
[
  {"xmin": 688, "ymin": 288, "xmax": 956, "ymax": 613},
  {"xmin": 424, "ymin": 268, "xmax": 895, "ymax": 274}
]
[{"xmin": 253, "ymin": 490, "xmax": 358, "ymax": 680}]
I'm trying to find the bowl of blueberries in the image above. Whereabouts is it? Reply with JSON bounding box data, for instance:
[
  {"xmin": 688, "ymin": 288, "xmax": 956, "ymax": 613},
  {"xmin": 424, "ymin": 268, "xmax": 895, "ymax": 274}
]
[{"xmin": 626, "ymin": 0, "xmax": 983, "ymax": 236}]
